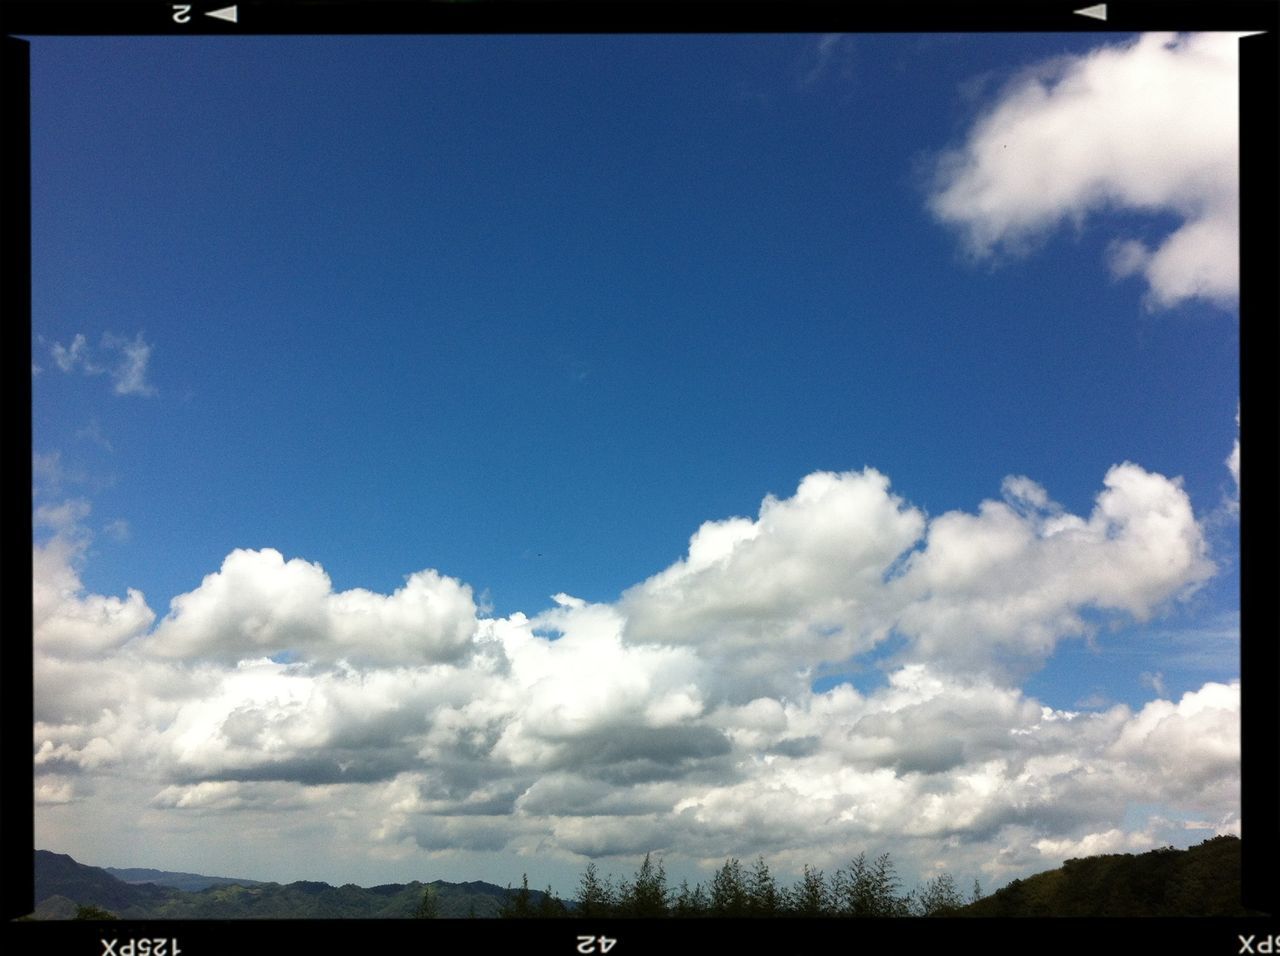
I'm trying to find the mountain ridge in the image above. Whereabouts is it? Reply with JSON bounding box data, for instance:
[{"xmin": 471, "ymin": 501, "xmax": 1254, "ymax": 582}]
[
  {"xmin": 31, "ymin": 850, "xmax": 524, "ymax": 919},
  {"xmin": 30, "ymin": 836, "xmax": 1256, "ymax": 919}
]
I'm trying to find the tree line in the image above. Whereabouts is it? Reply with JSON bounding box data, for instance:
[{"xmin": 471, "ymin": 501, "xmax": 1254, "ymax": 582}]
[{"xmin": 469, "ymin": 852, "xmax": 980, "ymax": 919}]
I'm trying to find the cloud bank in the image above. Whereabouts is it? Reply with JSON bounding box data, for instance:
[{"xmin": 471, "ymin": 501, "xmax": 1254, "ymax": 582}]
[
  {"xmin": 928, "ymin": 32, "xmax": 1240, "ymax": 309},
  {"xmin": 33, "ymin": 460, "xmax": 1235, "ymax": 888}
]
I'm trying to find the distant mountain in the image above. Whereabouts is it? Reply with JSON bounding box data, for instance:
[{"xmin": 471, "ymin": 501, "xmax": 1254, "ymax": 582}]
[
  {"xmin": 32, "ymin": 851, "xmax": 533, "ymax": 919},
  {"xmin": 960, "ymin": 835, "xmax": 1259, "ymax": 917},
  {"xmin": 35, "ymin": 852, "xmax": 173, "ymax": 916},
  {"xmin": 103, "ymin": 866, "xmax": 265, "ymax": 893}
]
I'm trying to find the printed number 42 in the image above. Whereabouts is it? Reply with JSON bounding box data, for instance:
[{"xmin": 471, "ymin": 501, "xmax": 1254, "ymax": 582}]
[{"xmin": 576, "ymin": 937, "xmax": 617, "ymax": 954}]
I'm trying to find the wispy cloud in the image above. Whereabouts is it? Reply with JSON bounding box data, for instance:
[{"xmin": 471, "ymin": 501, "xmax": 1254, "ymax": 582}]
[
  {"xmin": 799, "ymin": 33, "xmax": 856, "ymax": 89},
  {"xmin": 928, "ymin": 33, "xmax": 1240, "ymax": 310},
  {"xmin": 1226, "ymin": 403, "xmax": 1240, "ymax": 507},
  {"xmin": 51, "ymin": 333, "xmax": 101, "ymax": 374},
  {"xmin": 75, "ymin": 419, "xmax": 115, "ymax": 453},
  {"xmin": 103, "ymin": 331, "xmax": 157, "ymax": 396},
  {"xmin": 48, "ymin": 331, "xmax": 157, "ymax": 396}
]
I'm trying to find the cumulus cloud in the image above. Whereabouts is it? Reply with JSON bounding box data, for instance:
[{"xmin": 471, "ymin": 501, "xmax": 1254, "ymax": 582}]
[
  {"xmin": 47, "ymin": 331, "xmax": 157, "ymax": 396},
  {"xmin": 618, "ymin": 463, "xmax": 1211, "ymax": 688},
  {"xmin": 892, "ymin": 464, "xmax": 1214, "ymax": 673},
  {"xmin": 34, "ymin": 536, "xmax": 155, "ymax": 659},
  {"xmin": 142, "ymin": 548, "xmax": 479, "ymax": 666},
  {"xmin": 621, "ymin": 469, "xmax": 925, "ymax": 696},
  {"xmin": 929, "ymin": 32, "xmax": 1240, "ymax": 309},
  {"xmin": 32, "ymin": 460, "xmax": 1236, "ymax": 891}
]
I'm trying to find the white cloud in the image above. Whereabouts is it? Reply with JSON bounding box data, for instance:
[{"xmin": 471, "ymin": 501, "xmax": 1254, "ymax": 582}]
[
  {"xmin": 34, "ymin": 536, "xmax": 155, "ymax": 659},
  {"xmin": 618, "ymin": 463, "xmax": 1211, "ymax": 685},
  {"xmin": 142, "ymin": 548, "xmax": 479, "ymax": 666},
  {"xmin": 620, "ymin": 469, "xmax": 925, "ymax": 696},
  {"xmin": 51, "ymin": 333, "xmax": 99, "ymax": 374},
  {"xmin": 1227, "ymin": 403, "xmax": 1240, "ymax": 503},
  {"xmin": 34, "ymin": 498, "xmax": 92, "ymax": 534},
  {"xmin": 104, "ymin": 331, "xmax": 157, "ymax": 396},
  {"xmin": 929, "ymin": 32, "xmax": 1240, "ymax": 309},
  {"xmin": 32, "ymin": 460, "xmax": 1236, "ymax": 892},
  {"xmin": 892, "ymin": 463, "xmax": 1213, "ymax": 673},
  {"xmin": 1032, "ymin": 827, "xmax": 1160, "ymax": 861},
  {"xmin": 47, "ymin": 331, "xmax": 157, "ymax": 396}
]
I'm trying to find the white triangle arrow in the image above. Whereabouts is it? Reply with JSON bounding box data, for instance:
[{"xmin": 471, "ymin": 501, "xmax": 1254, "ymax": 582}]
[
  {"xmin": 206, "ymin": 5, "xmax": 238, "ymax": 22},
  {"xmin": 1074, "ymin": 4, "xmax": 1107, "ymax": 20}
]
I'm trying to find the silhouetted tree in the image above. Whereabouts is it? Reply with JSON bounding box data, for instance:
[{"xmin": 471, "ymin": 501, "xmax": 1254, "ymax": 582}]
[
  {"xmin": 671, "ymin": 879, "xmax": 699, "ymax": 917},
  {"xmin": 537, "ymin": 884, "xmax": 567, "ymax": 918},
  {"xmin": 746, "ymin": 856, "xmax": 782, "ymax": 916},
  {"xmin": 970, "ymin": 878, "xmax": 983, "ymax": 904},
  {"xmin": 499, "ymin": 873, "xmax": 534, "ymax": 918},
  {"xmin": 624, "ymin": 853, "xmax": 669, "ymax": 917},
  {"xmin": 835, "ymin": 852, "xmax": 909, "ymax": 917},
  {"xmin": 913, "ymin": 872, "xmax": 963, "ymax": 916},
  {"xmin": 576, "ymin": 862, "xmax": 613, "ymax": 918},
  {"xmin": 789, "ymin": 864, "xmax": 831, "ymax": 917},
  {"xmin": 709, "ymin": 858, "xmax": 747, "ymax": 917}
]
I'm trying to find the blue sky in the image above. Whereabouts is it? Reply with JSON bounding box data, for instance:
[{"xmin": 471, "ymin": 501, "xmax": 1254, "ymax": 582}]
[{"xmin": 32, "ymin": 33, "xmax": 1241, "ymax": 896}]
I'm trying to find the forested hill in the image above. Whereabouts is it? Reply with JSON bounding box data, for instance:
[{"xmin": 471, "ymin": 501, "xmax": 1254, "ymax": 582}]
[
  {"xmin": 31, "ymin": 851, "xmax": 524, "ymax": 919},
  {"xmin": 961, "ymin": 836, "xmax": 1257, "ymax": 917},
  {"xmin": 31, "ymin": 836, "xmax": 1256, "ymax": 919}
]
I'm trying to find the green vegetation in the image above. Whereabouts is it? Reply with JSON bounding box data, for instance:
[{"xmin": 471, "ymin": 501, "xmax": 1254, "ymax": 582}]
[
  {"xmin": 964, "ymin": 835, "xmax": 1261, "ymax": 917},
  {"xmin": 32, "ymin": 836, "xmax": 1254, "ymax": 919},
  {"xmin": 73, "ymin": 904, "xmax": 119, "ymax": 920},
  {"xmin": 413, "ymin": 886, "xmax": 439, "ymax": 919},
  {"xmin": 511, "ymin": 836, "xmax": 1253, "ymax": 918}
]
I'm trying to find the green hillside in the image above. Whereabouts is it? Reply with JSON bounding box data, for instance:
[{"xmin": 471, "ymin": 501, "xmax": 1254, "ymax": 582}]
[
  {"xmin": 32, "ymin": 837, "xmax": 1257, "ymax": 919},
  {"xmin": 961, "ymin": 836, "xmax": 1257, "ymax": 917},
  {"xmin": 32, "ymin": 851, "xmax": 526, "ymax": 919}
]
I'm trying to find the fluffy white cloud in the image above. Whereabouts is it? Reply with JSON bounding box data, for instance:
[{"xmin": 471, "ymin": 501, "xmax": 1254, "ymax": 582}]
[
  {"xmin": 929, "ymin": 32, "xmax": 1240, "ymax": 309},
  {"xmin": 621, "ymin": 469, "xmax": 925, "ymax": 695},
  {"xmin": 32, "ymin": 459, "xmax": 1236, "ymax": 892},
  {"xmin": 616, "ymin": 463, "xmax": 1210, "ymax": 687},
  {"xmin": 892, "ymin": 464, "xmax": 1214, "ymax": 671},
  {"xmin": 34, "ymin": 536, "xmax": 155, "ymax": 658},
  {"xmin": 143, "ymin": 548, "xmax": 479, "ymax": 666}
]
